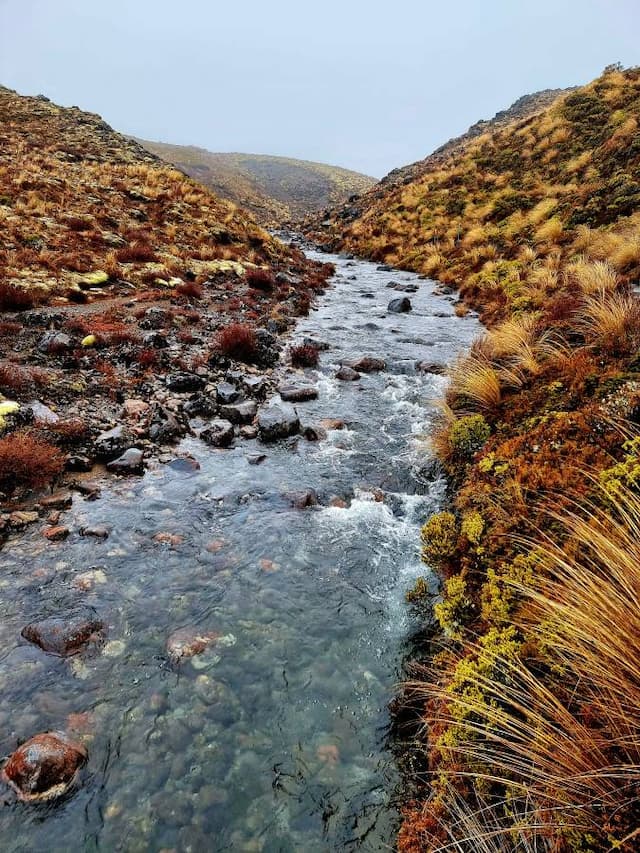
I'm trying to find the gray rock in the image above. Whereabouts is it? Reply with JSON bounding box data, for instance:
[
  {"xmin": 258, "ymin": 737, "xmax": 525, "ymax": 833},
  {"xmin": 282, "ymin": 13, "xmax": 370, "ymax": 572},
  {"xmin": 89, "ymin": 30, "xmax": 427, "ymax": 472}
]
[
  {"xmin": 94, "ymin": 425, "xmax": 133, "ymax": 459},
  {"xmin": 79, "ymin": 525, "xmax": 110, "ymax": 539},
  {"xmin": 216, "ymin": 382, "xmax": 240, "ymax": 405},
  {"xmin": 200, "ymin": 419, "xmax": 235, "ymax": 448},
  {"xmin": 106, "ymin": 448, "xmax": 145, "ymax": 475},
  {"xmin": 241, "ymin": 375, "xmax": 267, "ymax": 399},
  {"xmin": 26, "ymin": 401, "xmax": 60, "ymax": 424},
  {"xmin": 302, "ymin": 337, "xmax": 330, "ymax": 351},
  {"xmin": 278, "ymin": 384, "xmax": 318, "ymax": 403},
  {"xmin": 142, "ymin": 331, "xmax": 168, "ymax": 349},
  {"xmin": 257, "ymin": 398, "xmax": 300, "ymax": 442},
  {"xmin": 387, "ymin": 297, "xmax": 412, "ymax": 313},
  {"xmin": 416, "ymin": 361, "xmax": 446, "ymax": 375},
  {"xmin": 166, "ymin": 373, "xmax": 206, "ymax": 393},
  {"xmin": 247, "ymin": 453, "xmax": 266, "ymax": 465},
  {"xmin": 335, "ymin": 366, "xmax": 361, "ymax": 381},
  {"xmin": 183, "ymin": 394, "xmax": 217, "ymax": 418},
  {"xmin": 219, "ymin": 400, "xmax": 257, "ymax": 425},
  {"xmin": 239, "ymin": 425, "xmax": 258, "ymax": 439},
  {"xmin": 38, "ymin": 332, "xmax": 72, "ymax": 354},
  {"xmin": 148, "ymin": 406, "xmax": 183, "ymax": 442},
  {"xmin": 139, "ymin": 307, "xmax": 171, "ymax": 330}
]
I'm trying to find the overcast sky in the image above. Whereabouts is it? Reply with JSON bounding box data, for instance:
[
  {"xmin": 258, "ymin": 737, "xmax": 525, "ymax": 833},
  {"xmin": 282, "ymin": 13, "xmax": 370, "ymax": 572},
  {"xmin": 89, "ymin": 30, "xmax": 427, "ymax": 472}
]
[{"xmin": 0, "ymin": 0, "xmax": 638, "ymax": 177}]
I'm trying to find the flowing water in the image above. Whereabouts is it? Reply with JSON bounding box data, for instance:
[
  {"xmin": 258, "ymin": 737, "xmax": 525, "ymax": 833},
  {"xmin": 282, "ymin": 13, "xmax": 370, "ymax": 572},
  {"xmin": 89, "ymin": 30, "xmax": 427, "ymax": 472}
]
[{"xmin": 0, "ymin": 250, "xmax": 480, "ymax": 852}]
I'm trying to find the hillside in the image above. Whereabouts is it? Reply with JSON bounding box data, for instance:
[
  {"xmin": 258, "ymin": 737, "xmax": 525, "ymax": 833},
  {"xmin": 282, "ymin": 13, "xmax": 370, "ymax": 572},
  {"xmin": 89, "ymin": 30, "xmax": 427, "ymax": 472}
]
[
  {"xmin": 134, "ymin": 141, "xmax": 376, "ymax": 226},
  {"xmin": 0, "ymin": 85, "xmax": 332, "ymax": 507},
  {"xmin": 305, "ymin": 87, "xmax": 570, "ymax": 243},
  {"xmin": 307, "ymin": 67, "xmax": 640, "ymax": 852}
]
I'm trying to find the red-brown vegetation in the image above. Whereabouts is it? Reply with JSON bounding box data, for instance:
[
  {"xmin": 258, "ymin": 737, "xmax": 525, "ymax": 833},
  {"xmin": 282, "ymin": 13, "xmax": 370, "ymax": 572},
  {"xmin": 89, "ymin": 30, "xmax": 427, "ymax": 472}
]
[
  {"xmin": 215, "ymin": 323, "xmax": 258, "ymax": 363},
  {"xmin": 0, "ymin": 430, "xmax": 65, "ymax": 494}
]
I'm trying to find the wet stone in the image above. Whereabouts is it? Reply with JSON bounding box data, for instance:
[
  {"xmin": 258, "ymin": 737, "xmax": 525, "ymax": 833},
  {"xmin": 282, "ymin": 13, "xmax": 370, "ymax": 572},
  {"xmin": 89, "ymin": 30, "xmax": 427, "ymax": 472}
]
[
  {"xmin": 247, "ymin": 453, "xmax": 267, "ymax": 465},
  {"xmin": 239, "ymin": 425, "xmax": 258, "ymax": 439},
  {"xmin": 9, "ymin": 511, "xmax": 39, "ymax": 528},
  {"xmin": 39, "ymin": 491, "xmax": 73, "ymax": 510},
  {"xmin": 66, "ymin": 454, "xmax": 93, "ymax": 472},
  {"xmin": 106, "ymin": 448, "xmax": 145, "ymax": 475},
  {"xmin": 278, "ymin": 383, "xmax": 318, "ymax": 403},
  {"xmin": 219, "ymin": 400, "xmax": 258, "ymax": 425},
  {"xmin": 287, "ymin": 489, "xmax": 319, "ymax": 509},
  {"xmin": 167, "ymin": 455, "xmax": 201, "ymax": 473},
  {"xmin": 349, "ymin": 356, "xmax": 386, "ymax": 373},
  {"xmin": 22, "ymin": 611, "xmax": 105, "ymax": 656},
  {"xmin": 241, "ymin": 374, "xmax": 267, "ymax": 400},
  {"xmin": 2, "ymin": 732, "xmax": 87, "ymax": 802},
  {"xmin": 200, "ymin": 419, "xmax": 235, "ymax": 448},
  {"xmin": 79, "ymin": 525, "xmax": 110, "ymax": 539},
  {"xmin": 335, "ymin": 366, "xmax": 360, "ymax": 381},
  {"xmin": 387, "ymin": 296, "xmax": 412, "ymax": 313},
  {"xmin": 166, "ymin": 628, "xmax": 221, "ymax": 664},
  {"xmin": 44, "ymin": 525, "xmax": 69, "ymax": 541},
  {"xmin": 257, "ymin": 398, "xmax": 300, "ymax": 442}
]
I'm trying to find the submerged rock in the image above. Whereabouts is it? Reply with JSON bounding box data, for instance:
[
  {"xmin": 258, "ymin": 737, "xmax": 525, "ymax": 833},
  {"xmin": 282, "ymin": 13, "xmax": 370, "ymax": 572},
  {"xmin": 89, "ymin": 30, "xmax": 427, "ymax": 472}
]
[
  {"xmin": 286, "ymin": 488, "xmax": 319, "ymax": 508},
  {"xmin": 2, "ymin": 732, "xmax": 87, "ymax": 802},
  {"xmin": 22, "ymin": 612, "xmax": 105, "ymax": 656},
  {"xmin": 43, "ymin": 525, "xmax": 69, "ymax": 541},
  {"xmin": 257, "ymin": 398, "xmax": 300, "ymax": 442},
  {"xmin": 387, "ymin": 297, "xmax": 412, "ymax": 313},
  {"xmin": 200, "ymin": 419, "xmax": 234, "ymax": 448},
  {"xmin": 166, "ymin": 628, "xmax": 221, "ymax": 664}
]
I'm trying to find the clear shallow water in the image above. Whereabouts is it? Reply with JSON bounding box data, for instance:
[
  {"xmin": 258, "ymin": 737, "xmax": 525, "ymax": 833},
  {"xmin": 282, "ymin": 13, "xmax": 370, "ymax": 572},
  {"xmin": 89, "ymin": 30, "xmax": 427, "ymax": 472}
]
[{"xmin": 0, "ymin": 252, "xmax": 480, "ymax": 852}]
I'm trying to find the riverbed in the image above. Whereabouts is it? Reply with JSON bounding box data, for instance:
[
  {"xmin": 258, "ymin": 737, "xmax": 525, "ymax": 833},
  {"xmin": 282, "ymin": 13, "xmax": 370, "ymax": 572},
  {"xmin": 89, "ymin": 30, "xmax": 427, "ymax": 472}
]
[{"xmin": 0, "ymin": 250, "xmax": 480, "ymax": 851}]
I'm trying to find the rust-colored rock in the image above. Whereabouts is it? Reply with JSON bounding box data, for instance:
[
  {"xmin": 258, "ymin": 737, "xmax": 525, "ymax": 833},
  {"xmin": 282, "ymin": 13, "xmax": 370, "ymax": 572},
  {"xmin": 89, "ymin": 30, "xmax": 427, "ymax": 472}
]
[
  {"xmin": 22, "ymin": 612, "xmax": 105, "ymax": 657},
  {"xmin": 43, "ymin": 525, "xmax": 69, "ymax": 541},
  {"xmin": 166, "ymin": 628, "xmax": 221, "ymax": 663},
  {"xmin": 2, "ymin": 732, "xmax": 87, "ymax": 801}
]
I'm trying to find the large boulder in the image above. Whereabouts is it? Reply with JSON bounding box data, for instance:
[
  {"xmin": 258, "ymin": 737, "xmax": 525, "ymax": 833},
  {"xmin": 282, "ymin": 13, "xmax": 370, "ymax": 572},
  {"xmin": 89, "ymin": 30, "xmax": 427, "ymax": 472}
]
[
  {"xmin": 2, "ymin": 732, "xmax": 87, "ymax": 801},
  {"xmin": 387, "ymin": 297, "xmax": 412, "ymax": 313},
  {"xmin": 199, "ymin": 419, "xmax": 235, "ymax": 448},
  {"xmin": 21, "ymin": 611, "xmax": 105, "ymax": 656},
  {"xmin": 257, "ymin": 398, "xmax": 300, "ymax": 442}
]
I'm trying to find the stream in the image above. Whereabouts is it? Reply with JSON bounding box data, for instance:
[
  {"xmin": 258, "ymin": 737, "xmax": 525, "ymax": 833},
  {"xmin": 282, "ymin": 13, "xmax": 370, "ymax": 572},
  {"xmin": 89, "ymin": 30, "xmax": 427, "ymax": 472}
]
[{"xmin": 0, "ymin": 249, "xmax": 480, "ymax": 852}]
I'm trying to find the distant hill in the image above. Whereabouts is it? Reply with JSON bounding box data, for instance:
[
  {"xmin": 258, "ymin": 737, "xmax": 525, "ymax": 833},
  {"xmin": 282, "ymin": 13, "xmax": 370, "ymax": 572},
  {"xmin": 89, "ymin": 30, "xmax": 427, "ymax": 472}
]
[{"xmin": 133, "ymin": 141, "xmax": 376, "ymax": 226}]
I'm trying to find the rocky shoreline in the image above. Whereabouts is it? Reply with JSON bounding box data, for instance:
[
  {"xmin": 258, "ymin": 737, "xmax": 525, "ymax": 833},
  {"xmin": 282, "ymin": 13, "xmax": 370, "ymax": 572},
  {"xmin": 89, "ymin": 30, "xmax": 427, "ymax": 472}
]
[{"xmin": 0, "ymin": 245, "xmax": 335, "ymax": 548}]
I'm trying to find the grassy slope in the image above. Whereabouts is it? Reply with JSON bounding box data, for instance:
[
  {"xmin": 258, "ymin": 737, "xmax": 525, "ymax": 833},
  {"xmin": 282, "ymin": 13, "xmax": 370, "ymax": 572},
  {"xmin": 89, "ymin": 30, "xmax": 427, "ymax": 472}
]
[
  {"xmin": 0, "ymin": 85, "xmax": 315, "ymax": 306},
  {"xmin": 134, "ymin": 140, "xmax": 376, "ymax": 225},
  {"xmin": 325, "ymin": 68, "xmax": 640, "ymax": 851}
]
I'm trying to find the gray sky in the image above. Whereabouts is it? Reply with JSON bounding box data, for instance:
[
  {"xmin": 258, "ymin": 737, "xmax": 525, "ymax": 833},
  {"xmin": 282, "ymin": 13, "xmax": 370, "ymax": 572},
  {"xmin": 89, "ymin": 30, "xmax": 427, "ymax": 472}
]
[{"xmin": 0, "ymin": 0, "xmax": 638, "ymax": 177}]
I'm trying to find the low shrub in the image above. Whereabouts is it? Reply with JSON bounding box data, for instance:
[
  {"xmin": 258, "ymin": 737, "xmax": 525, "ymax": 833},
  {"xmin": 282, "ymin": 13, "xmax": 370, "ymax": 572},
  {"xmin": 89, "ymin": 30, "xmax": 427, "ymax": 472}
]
[
  {"xmin": 215, "ymin": 323, "xmax": 258, "ymax": 363},
  {"xmin": 176, "ymin": 281, "xmax": 203, "ymax": 299},
  {"xmin": 0, "ymin": 430, "xmax": 65, "ymax": 493},
  {"xmin": 448, "ymin": 414, "xmax": 491, "ymax": 460},
  {"xmin": 421, "ymin": 511, "xmax": 458, "ymax": 566},
  {"xmin": 290, "ymin": 344, "xmax": 320, "ymax": 367},
  {"xmin": 116, "ymin": 241, "xmax": 156, "ymax": 263},
  {"xmin": 0, "ymin": 282, "xmax": 40, "ymax": 311},
  {"xmin": 246, "ymin": 267, "xmax": 275, "ymax": 291}
]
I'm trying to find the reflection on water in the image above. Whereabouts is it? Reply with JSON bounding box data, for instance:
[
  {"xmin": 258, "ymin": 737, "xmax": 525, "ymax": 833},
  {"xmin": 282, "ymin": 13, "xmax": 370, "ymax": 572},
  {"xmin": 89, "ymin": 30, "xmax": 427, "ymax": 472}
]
[{"xmin": 0, "ymin": 251, "xmax": 480, "ymax": 851}]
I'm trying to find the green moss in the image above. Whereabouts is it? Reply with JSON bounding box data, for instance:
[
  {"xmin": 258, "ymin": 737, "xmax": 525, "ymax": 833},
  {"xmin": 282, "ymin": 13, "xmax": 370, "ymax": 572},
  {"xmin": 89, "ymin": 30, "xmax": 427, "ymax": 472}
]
[
  {"xmin": 481, "ymin": 553, "xmax": 538, "ymax": 627},
  {"xmin": 449, "ymin": 414, "xmax": 491, "ymax": 460},
  {"xmin": 434, "ymin": 573, "xmax": 474, "ymax": 638},
  {"xmin": 421, "ymin": 511, "xmax": 458, "ymax": 566},
  {"xmin": 600, "ymin": 436, "xmax": 640, "ymax": 499}
]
